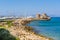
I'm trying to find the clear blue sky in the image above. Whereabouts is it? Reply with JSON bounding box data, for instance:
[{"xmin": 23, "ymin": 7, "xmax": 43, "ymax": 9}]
[{"xmin": 0, "ymin": 0, "xmax": 60, "ymax": 17}]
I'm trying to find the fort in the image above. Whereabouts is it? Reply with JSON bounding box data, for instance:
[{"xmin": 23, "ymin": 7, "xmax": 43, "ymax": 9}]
[{"xmin": 36, "ymin": 13, "xmax": 50, "ymax": 20}]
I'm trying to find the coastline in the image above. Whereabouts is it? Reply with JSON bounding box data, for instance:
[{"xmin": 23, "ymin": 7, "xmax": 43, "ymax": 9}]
[
  {"xmin": 0, "ymin": 18, "xmax": 53, "ymax": 40},
  {"xmin": 10, "ymin": 18, "xmax": 53, "ymax": 40}
]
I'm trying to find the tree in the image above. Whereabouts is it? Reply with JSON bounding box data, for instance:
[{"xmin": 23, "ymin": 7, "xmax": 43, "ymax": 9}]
[{"xmin": 0, "ymin": 28, "xmax": 17, "ymax": 40}]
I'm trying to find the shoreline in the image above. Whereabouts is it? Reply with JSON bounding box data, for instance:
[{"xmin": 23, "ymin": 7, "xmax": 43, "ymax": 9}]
[
  {"xmin": 11, "ymin": 18, "xmax": 53, "ymax": 40},
  {"xmin": 0, "ymin": 18, "xmax": 53, "ymax": 40}
]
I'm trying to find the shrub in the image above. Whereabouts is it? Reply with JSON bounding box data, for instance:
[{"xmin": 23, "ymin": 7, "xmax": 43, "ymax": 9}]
[{"xmin": 0, "ymin": 28, "xmax": 17, "ymax": 40}]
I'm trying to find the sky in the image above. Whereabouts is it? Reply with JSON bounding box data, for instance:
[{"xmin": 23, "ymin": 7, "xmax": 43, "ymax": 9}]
[{"xmin": 0, "ymin": 0, "xmax": 60, "ymax": 17}]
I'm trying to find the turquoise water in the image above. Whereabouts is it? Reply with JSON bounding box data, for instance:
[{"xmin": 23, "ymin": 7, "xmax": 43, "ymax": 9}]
[{"xmin": 27, "ymin": 17, "xmax": 60, "ymax": 40}]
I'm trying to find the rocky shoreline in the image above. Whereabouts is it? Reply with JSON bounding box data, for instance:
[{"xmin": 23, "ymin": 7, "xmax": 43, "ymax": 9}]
[
  {"xmin": 7, "ymin": 18, "xmax": 53, "ymax": 40},
  {"xmin": 0, "ymin": 16, "xmax": 53, "ymax": 40}
]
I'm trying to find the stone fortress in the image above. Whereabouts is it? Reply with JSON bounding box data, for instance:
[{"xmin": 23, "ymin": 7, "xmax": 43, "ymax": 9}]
[{"xmin": 36, "ymin": 13, "xmax": 50, "ymax": 20}]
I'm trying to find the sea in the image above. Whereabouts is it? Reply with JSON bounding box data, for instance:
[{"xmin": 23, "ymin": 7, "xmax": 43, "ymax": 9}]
[{"xmin": 27, "ymin": 17, "xmax": 60, "ymax": 40}]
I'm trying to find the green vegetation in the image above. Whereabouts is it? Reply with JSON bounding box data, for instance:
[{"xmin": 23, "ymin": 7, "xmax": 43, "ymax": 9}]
[
  {"xmin": 0, "ymin": 20, "xmax": 13, "ymax": 27},
  {"xmin": 0, "ymin": 28, "xmax": 19, "ymax": 40},
  {"xmin": 6, "ymin": 21, "xmax": 12, "ymax": 24},
  {"xmin": 0, "ymin": 25, "xmax": 5, "ymax": 27},
  {"xmin": 6, "ymin": 21, "xmax": 13, "ymax": 27}
]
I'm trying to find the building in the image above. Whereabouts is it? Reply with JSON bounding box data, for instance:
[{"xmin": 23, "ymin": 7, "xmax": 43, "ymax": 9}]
[
  {"xmin": 36, "ymin": 14, "xmax": 40, "ymax": 19},
  {"xmin": 40, "ymin": 13, "xmax": 50, "ymax": 19}
]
